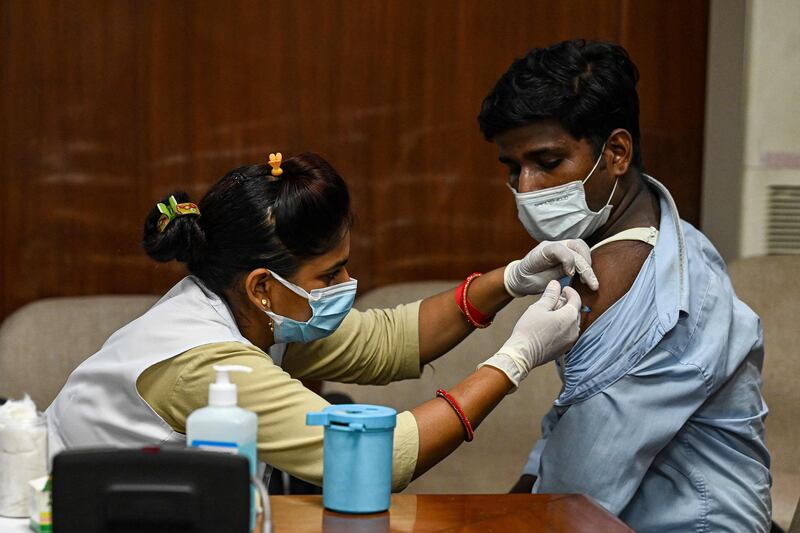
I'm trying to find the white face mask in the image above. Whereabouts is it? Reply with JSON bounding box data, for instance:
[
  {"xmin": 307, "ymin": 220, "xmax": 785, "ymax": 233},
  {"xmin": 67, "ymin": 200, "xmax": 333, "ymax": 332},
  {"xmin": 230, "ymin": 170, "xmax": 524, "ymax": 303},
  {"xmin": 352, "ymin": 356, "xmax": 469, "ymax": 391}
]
[{"xmin": 509, "ymin": 144, "xmax": 618, "ymax": 242}]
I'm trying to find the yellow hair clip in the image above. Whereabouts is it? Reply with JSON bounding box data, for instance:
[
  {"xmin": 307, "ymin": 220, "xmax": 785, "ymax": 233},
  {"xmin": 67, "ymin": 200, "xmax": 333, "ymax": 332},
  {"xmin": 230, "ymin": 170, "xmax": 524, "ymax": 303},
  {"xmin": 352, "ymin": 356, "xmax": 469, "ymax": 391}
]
[{"xmin": 268, "ymin": 152, "xmax": 283, "ymax": 177}]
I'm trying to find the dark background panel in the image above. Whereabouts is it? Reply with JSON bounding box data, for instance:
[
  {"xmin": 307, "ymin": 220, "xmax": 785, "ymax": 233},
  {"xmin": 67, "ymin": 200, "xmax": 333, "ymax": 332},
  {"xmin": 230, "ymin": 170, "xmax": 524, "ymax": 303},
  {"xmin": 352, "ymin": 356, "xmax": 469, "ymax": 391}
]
[
  {"xmin": 619, "ymin": 0, "xmax": 709, "ymax": 225},
  {"xmin": 0, "ymin": 0, "xmax": 708, "ymax": 320}
]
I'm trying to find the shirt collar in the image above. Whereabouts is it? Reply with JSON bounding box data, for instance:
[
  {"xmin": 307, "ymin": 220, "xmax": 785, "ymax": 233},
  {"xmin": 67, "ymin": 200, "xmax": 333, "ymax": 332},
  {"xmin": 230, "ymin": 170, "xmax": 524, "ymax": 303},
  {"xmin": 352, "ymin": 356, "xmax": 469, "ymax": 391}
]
[{"xmin": 642, "ymin": 174, "xmax": 691, "ymax": 328}]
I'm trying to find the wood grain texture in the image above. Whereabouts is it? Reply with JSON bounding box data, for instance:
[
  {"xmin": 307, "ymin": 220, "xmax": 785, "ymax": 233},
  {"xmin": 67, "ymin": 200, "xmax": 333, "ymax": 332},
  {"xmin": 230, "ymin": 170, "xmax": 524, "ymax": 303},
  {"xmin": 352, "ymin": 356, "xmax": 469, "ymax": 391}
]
[
  {"xmin": 0, "ymin": 0, "xmax": 708, "ymax": 321},
  {"xmin": 270, "ymin": 494, "xmax": 634, "ymax": 532}
]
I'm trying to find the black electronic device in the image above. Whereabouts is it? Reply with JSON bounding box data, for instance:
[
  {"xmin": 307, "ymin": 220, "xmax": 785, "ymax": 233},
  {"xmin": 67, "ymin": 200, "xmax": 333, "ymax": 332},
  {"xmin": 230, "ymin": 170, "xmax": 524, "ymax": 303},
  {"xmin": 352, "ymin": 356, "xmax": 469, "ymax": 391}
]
[{"xmin": 52, "ymin": 447, "xmax": 250, "ymax": 533}]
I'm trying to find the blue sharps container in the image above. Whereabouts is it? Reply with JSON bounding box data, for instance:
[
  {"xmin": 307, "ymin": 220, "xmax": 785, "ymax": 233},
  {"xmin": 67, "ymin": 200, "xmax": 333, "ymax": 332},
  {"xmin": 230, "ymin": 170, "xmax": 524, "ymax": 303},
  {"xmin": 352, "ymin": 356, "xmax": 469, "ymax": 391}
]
[{"xmin": 306, "ymin": 404, "xmax": 396, "ymax": 513}]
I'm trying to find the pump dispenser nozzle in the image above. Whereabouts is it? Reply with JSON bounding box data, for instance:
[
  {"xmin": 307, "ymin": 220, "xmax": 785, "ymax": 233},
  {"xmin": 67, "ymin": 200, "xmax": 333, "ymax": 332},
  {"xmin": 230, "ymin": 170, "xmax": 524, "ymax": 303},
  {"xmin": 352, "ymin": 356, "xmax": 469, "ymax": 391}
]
[{"xmin": 209, "ymin": 365, "xmax": 252, "ymax": 406}]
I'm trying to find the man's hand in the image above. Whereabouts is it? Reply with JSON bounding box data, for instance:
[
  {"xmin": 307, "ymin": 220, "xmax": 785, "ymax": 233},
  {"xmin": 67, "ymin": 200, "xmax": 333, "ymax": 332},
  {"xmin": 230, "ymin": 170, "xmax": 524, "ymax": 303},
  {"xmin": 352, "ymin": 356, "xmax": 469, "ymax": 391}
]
[
  {"xmin": 504, "ymin": 240, "xmax": 599, "ymax": 297},
  {"xmin": 510, "ymin": 474, "xmax": 537, "ymax": 493}
]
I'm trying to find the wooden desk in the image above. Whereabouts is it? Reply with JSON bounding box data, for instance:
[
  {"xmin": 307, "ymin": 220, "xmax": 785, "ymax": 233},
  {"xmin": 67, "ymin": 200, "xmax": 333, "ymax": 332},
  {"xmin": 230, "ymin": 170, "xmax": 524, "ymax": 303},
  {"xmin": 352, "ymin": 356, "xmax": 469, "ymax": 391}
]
[{"xmin": 270, "ymin": 494, "xmax": 633, "ymax": 532}]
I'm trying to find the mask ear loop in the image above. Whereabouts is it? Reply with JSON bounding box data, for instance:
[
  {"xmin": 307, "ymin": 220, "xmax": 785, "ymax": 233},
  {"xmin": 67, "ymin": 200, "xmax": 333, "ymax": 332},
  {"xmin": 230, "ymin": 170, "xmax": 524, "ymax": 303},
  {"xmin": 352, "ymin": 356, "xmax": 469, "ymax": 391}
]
[
  {"xmin": 582, "ymin": 142, "xmax": 607, "ymax": 185},
  {"xmin": 582, "ymin": 142, "xmax": 619, "ymax": 208},
  {"xmin": 268, "ymin": 270, "xmax": 312, "ymax": 300},
  {"xmin": 605, "ymin": 177, "xmax": 620, "ymax": 207}
]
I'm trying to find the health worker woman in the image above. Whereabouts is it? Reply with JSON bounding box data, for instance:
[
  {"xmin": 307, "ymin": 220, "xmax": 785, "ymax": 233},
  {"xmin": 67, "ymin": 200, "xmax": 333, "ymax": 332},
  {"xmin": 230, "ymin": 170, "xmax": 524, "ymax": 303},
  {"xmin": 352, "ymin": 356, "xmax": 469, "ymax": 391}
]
[{"xmin": 46, "ymin": 152, "xmax": 595, "ymax": 490}]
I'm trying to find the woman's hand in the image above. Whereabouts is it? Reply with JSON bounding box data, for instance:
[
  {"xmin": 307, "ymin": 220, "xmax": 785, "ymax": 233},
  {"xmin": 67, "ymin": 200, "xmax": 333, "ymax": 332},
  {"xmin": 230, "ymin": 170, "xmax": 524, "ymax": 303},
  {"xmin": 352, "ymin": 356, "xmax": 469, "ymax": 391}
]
[
  {"xmin": 417, "ymin": 240, "xmax": 594, "ymax": 366},
  {"xmin": 479, "ymin": 280, "xmax": 581, "ymax": 387},
  {"xmin": 412, "ymin": 281, "xmax": 580, "ymax": 479},
  {"xmin": 504, "ymin": 240, "xmax": 599, "ymax": 297}
]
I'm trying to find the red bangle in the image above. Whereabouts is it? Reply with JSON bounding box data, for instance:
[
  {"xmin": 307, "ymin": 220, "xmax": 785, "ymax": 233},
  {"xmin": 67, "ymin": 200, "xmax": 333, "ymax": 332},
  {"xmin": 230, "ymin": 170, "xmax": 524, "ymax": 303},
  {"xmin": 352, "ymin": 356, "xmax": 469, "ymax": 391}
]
[
  {"xmin": 454, "ymin": 273, "xmax": 494, "ymax": 328},
  {"xmin": 435, "ymin": 389, "xmax": 474, "ymax": 442}
]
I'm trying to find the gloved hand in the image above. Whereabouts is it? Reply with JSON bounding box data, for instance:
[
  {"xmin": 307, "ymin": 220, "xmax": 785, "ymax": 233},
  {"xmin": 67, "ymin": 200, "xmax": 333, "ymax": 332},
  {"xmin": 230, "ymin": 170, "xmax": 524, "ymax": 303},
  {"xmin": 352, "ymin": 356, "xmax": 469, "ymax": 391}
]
[
  {"xmin": 504, "ymin": 239, "xmax": 599, "ymax": 297},
  {"xmin": 479, "ymin": 280, "xmax": 581, "ymax": 388}
]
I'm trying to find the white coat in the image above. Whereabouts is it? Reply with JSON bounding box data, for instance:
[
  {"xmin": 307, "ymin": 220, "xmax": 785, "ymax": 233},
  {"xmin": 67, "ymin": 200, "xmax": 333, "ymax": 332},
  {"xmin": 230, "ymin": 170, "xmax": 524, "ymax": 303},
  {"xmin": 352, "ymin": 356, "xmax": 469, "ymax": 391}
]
[{"xmin": 45, "ymin": 276, "xmax": 283, "ymax": 467}]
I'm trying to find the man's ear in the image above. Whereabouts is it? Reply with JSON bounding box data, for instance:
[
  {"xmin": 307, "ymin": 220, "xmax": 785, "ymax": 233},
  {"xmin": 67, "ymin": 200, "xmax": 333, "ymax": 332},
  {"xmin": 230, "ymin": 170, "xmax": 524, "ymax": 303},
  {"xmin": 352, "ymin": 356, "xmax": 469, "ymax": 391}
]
[
  {"xmin": 606, "ymin": 128, "xmax": 633, "ymax": 177},
  {"xmin": 244, "ymin": 268, "xmax": 273, "ymax": 310}
]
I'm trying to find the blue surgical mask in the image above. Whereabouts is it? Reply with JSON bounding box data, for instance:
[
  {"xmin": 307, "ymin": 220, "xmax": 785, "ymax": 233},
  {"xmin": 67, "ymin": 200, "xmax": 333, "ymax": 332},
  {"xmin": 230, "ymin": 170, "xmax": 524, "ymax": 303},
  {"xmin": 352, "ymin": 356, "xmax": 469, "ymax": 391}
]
[
  {"xmin": 510, "ymin": 143, "xmax": 617, "ymax": 242},
  {"xmin": 264, "ymin": 271, "xmax": 358, "ymax": 344}
]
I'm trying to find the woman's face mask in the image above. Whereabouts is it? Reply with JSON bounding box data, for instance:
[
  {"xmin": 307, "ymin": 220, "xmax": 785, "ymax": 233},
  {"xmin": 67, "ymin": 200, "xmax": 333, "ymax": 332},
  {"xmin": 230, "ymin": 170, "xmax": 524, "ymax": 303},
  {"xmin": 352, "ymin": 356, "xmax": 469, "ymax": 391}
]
[
  {"xmin": 263, "ymin": 270, "xmax": 357, "ymax": 344},
  {"xmin": 509, "ymin": 143, "xmax": 618, "ymax": 242}
]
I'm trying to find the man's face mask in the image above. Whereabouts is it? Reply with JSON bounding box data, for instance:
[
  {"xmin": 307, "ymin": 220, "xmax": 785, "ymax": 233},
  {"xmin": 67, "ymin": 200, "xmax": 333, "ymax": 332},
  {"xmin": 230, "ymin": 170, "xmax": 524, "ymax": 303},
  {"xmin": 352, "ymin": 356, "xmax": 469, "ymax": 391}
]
[
  {"xmin": 263, "ymin": 271, "xmax": 357, "ymax": 344},
  {"xmin": 509, "ymin": 143, "xmax": 618, "ymax": 242}
]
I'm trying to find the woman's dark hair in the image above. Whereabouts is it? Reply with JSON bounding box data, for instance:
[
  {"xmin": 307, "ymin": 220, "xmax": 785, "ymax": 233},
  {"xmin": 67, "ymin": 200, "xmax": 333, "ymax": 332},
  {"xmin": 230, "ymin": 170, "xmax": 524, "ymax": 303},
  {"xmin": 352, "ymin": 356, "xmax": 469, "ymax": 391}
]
[
  {"xmin": 478, "ymin": 39, "xmax": 643, "ymax": 168},
  {"xmin": 143, "ymin": 153, "xmax": 353, "ymax": 295}
]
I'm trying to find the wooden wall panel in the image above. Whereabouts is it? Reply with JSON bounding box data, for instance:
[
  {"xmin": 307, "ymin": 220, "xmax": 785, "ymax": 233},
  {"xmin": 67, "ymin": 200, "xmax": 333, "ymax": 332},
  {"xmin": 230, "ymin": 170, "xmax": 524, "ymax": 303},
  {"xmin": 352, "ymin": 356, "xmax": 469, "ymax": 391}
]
[
  {"xmin": 0, "ymin": 0, "xmax": 708, "ymax": 321},
  {"xmin": 619, "ymin": 0, "xmax": 710, "ymax": 225}
]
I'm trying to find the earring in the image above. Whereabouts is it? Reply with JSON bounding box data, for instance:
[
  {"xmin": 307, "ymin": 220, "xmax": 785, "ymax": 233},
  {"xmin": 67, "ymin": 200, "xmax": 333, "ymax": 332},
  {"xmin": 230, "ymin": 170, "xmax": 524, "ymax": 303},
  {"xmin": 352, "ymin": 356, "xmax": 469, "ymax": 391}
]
[{"xmin": 261, "ymin": 298, "xmax": 275, "ymax": 334}]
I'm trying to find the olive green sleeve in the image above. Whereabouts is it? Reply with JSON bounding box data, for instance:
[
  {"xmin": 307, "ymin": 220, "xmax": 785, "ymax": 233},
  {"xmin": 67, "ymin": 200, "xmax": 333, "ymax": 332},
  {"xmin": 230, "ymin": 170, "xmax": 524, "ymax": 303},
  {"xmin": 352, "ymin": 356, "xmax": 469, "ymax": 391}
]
[
  {"xmin": 281, "ymin": 301, "xmax": 422, "ymax": 385},
  {"xmin": 137, "ymin": 342, "xmax": 419, "ymax": 491}
]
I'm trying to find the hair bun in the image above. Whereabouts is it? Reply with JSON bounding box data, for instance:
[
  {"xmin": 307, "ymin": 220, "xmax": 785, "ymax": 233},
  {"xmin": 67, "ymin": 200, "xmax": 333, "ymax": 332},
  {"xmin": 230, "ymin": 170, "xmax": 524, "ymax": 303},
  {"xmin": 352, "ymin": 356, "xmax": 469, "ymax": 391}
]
[{"xmin": 142, "ymin": 190, "xmax": 206, "ymax": 264}]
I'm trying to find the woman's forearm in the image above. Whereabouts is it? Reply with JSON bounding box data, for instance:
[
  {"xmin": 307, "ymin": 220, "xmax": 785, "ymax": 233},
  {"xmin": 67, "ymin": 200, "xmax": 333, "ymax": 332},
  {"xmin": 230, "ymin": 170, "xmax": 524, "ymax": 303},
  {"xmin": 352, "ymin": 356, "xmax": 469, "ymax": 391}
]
[
  {"xmin": 417, "ymin": 266, "xmax": 513, "ymax": 365},
  {"xmin": 410, "ymin": 366, "xmax": 513, "ymax": 478}
]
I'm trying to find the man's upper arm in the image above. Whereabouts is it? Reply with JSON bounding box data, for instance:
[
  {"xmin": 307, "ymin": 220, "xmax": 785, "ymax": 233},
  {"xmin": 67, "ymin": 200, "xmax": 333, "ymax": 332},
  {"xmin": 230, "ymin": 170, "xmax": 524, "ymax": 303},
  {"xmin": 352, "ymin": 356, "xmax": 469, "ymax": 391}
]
[
  {"xmin": 282, "ymin": 302, "xmax": 422, "ymax": 384},
  {"xmin": 572, "ymin": 241, "xmax": 653, "ymax": 331},
  {"xmin": 534, "ymin": 348, "xmax": 707, "ymax": 515}
]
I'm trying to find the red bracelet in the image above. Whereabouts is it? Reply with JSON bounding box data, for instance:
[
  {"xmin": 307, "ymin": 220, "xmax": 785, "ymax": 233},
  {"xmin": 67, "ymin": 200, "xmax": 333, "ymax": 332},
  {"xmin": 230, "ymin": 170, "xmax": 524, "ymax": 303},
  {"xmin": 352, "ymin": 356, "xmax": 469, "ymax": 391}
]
[
  {"xmin": 454, "ymin": 272, "xmax": 494, "ymax": 328},
  {"xmin": 435, "ymin": 389, "xmax": 474, "ymax": 442}
]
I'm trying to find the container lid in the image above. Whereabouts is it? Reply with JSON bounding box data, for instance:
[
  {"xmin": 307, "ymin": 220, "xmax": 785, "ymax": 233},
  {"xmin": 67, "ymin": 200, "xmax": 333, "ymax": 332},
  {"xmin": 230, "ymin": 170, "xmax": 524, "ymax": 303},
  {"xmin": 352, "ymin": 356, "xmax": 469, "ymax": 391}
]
[{"xmin": 307, "ymin": 403, "xmax": 396, "ymax": 430}]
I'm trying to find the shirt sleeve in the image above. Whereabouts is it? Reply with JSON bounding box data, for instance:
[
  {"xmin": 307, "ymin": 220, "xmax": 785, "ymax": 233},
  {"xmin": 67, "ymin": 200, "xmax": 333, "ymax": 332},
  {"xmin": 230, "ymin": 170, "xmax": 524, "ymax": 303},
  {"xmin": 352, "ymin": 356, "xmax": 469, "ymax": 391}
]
[
  {"xmin": 281, "ymin": 302, "xmax": 422, "ymax": 385},
  {"xmin": 136, "ymin": 342, "xmax": 419, "ymax": 491},
  {"xmin": 532, "ymin": 347, "xmax": 708, "ymax": 515}
]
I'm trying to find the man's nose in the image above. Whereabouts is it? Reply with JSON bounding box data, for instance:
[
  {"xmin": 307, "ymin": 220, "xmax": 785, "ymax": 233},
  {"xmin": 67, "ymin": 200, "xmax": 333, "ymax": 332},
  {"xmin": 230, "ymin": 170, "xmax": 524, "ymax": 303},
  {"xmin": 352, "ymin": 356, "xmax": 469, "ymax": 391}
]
[{"xmin": 518, "ymin": 167, "xmax": 538, "ymax": 193}]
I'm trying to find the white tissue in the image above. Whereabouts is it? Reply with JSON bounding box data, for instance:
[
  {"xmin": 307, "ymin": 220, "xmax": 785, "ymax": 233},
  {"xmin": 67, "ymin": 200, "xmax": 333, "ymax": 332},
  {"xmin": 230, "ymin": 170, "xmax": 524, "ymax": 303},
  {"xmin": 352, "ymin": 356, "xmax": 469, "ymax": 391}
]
[{"xmin": 0, "ymin": 395, "xmax": 48, "ymax": 517}]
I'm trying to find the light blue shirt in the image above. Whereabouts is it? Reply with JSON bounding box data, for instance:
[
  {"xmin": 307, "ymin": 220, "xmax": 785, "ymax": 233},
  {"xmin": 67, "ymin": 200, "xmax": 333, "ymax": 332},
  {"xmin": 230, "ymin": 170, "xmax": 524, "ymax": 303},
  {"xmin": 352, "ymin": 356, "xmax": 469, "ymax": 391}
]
[{"xmin": 523, "ymin": 176, "xmax": 771, "ymax": 532}]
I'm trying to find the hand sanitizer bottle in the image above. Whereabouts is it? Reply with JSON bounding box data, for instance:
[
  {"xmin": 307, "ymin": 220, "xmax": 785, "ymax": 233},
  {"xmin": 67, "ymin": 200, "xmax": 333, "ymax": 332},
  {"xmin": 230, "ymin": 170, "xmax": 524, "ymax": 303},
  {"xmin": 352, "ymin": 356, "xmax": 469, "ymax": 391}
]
[{"xmin": 187, "ymin": 365, "xmax": 258, "ymax": 530}]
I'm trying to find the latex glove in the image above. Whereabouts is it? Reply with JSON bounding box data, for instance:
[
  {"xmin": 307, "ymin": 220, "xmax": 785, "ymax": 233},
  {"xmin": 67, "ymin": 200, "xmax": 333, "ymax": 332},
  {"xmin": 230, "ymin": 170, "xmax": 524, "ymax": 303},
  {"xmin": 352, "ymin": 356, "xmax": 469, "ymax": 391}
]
[
  {"xmin": 479, "ymin": 280, "xmax": 581, "ymax": 388},
  {"xmin": 504, "ymin": 240, "xmax": 599, "ymax": 297}
]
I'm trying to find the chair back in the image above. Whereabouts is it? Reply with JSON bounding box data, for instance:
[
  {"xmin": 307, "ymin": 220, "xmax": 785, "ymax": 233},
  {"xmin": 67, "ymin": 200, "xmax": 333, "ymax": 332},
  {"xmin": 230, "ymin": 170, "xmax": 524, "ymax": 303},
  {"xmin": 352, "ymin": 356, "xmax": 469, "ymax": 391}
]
[
  {"xmin": 0, "ymin": 295, "xmax": 158, "ymax": 409},
  {"xmin": 729, "ymin": 255, "xmax": 800, "ymax": 529},
  {"xmin": 790, "ymin": 498, "xmax": 800, "ymax": 533}
]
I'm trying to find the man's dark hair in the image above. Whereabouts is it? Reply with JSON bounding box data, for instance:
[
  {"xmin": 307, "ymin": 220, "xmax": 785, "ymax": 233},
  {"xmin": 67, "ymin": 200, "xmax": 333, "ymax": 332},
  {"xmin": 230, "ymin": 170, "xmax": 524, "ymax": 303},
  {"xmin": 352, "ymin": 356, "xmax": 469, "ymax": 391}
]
[{"xmin": 478, "ymin": 39, "xmax": 643, "ymax": 168}]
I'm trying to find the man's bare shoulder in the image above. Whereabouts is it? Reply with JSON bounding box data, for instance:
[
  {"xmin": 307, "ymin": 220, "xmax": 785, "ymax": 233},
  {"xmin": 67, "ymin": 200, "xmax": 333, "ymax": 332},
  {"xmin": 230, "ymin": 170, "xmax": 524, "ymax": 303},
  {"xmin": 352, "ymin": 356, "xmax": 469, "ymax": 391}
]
[{"xmin": 572, "ymin": 240, "xmax": 654, "ymax": 331}]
